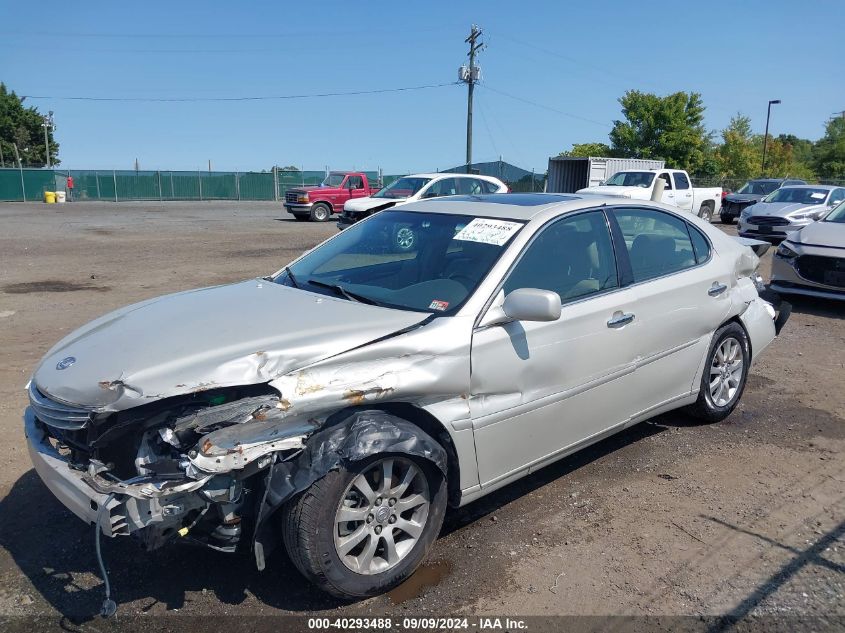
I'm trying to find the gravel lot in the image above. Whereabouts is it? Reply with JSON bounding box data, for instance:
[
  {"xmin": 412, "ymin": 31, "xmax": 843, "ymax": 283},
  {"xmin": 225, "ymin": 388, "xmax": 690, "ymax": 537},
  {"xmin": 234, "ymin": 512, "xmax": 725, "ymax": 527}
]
[{"xmin": 0, "ymin": 201, "xmax": 842, "ymax": 628}]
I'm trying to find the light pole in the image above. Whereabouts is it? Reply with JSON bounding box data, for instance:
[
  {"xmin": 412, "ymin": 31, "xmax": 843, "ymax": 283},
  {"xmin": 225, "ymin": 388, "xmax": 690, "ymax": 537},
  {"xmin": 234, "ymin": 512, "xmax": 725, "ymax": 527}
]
[
  {"xmin": 761, "ymin": 99, "xmax": 780, "ymax": 176},
  {"xmin": 41, "ymin": 111, "xmax": 55, "ymax": 169}
]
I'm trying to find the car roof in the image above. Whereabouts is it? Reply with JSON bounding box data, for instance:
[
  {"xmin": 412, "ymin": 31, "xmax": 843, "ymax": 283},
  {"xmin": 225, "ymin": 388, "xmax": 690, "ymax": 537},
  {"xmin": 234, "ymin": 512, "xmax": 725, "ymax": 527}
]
[
  {"xmin": 394, "ymin": 193, "xmax": 643, "ymax": 221},
  {"xmin": 405, "ymin": 172, "xmax": 503, "ymax": 181}
]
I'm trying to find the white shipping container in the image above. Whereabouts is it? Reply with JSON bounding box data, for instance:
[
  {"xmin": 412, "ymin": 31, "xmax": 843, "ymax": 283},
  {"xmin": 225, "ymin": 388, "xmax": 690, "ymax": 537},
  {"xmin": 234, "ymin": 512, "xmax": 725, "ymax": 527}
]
[{"xmin": 546, "ymin": 156, "xmax": 666, "ymax": 193}]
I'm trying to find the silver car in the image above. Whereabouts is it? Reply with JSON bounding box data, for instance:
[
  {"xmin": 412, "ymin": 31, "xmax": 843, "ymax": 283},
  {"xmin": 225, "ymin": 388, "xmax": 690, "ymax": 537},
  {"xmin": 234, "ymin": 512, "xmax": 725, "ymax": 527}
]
[
  {"xmin": 770, "ymin": 200, "xmax": 845, "ymax": 300},
  {"xmin": 24, "ymin": 194, "xmax": 786, "ymax": 607},
  {"xmin": 738, "ymin": 184, "xmax": 845, "ymax": 240}
]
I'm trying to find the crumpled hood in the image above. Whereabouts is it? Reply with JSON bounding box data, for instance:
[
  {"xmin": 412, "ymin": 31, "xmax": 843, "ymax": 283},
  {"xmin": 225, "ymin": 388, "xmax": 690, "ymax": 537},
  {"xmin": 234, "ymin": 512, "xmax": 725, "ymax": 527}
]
[
  {"xmin": 791, "ymin": 220, "xmax": 845, "ymax": 248},
  {"xmin": 745, "ymin": 201, "xmax": 827, "ymax": 217},
  {"xmin": 344, "ymin": 196, "xmax": 404, "ymax": 213},
  {"xmin": 576, "ymin": 185, "xmax": 643, "ymax": 198},
  {"xmin": 33, "ymin": 279, "xmax": 428, "ymax": 411}
]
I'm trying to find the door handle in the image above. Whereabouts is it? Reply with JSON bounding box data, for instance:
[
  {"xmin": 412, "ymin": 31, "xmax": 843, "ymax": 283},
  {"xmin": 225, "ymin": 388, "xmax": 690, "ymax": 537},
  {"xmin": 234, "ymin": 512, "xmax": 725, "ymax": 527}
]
[
  {"xmin": 607, "ymin": 312, "xmax": 635, "ymax": 328},
  {"xmin": 708, "ymin": 283, "xmax": 728, "ymax": 297}
]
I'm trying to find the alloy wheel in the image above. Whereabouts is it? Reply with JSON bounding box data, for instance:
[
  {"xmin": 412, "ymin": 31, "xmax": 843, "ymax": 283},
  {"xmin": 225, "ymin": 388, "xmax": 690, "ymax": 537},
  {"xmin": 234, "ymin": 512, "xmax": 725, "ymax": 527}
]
[
  {"xmin": 333, "ymin": 457, "xmax": 430, "ymax": 575},
  {"xmin": 709, "ymin": 336, "xmax": 744, "ymax": 407}
]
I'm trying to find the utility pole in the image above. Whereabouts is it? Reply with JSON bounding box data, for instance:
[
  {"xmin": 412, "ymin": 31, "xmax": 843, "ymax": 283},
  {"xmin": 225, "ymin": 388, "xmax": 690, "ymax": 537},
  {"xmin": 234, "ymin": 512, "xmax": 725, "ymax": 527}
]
[
  {"xmin": 460, "ymin": 25, "xmax": 483, "ymax": 174},
  {"xmin": 41, "ymin": 110, "xmax": 55, "ymax": 169},
  {"xmin": 761, "ymin": 99, "xmax": 780, "ymax": 176}
]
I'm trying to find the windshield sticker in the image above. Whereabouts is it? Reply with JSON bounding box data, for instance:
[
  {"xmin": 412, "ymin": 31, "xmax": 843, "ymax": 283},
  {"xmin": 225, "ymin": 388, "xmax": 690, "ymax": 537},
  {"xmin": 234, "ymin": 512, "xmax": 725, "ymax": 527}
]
[
  {"xmin": 453, "ymin": 218, "xmax": 521, "ymax": 246},
  {"xmin": 810, "ymin": 192, "xmax": 826, "ymax": 199},
  {"xmin": 429, "ymin": 300, "xmax": 449, "ymax": 311}
]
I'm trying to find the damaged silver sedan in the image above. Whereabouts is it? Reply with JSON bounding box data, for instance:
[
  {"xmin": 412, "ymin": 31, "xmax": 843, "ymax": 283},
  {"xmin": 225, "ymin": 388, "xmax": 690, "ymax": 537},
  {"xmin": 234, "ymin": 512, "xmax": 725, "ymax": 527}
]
[{"xmin": 25, "ymin": 194, "xmax": 788, "ymax": 606}]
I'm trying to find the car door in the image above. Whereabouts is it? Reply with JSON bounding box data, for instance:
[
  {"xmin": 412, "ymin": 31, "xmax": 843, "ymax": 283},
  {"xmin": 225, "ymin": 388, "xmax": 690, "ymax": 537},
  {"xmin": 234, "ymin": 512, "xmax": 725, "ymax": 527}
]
[
  {"xmin": 347, "ymin": 175, "xmax": 367, "ymax": 200},
  {"xmin": 673, "ymin": 172, "xmax": 694, "ymax": 212},
  {"xmin": 608, "ymin": 206, "xmax": 733, "ymax": 418},
  {"xmin": 470, "ymin": 210, "xmax": 641, "ymax": 486},
  {"xmin": 657, "ymin": 172, "xmax": 675, "ymax": 206}
]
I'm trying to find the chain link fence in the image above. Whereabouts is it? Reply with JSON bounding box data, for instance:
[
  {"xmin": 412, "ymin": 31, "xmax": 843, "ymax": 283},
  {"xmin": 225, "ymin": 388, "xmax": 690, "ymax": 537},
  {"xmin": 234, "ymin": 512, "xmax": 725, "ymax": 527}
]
[{"xmin": 0, "ymin": 168, "xmax": 411, "ymax": 202}]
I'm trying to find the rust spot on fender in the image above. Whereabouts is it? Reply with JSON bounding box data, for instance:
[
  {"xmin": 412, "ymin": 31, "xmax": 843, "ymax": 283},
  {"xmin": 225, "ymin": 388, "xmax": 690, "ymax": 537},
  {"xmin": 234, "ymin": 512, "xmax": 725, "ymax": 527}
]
[
  {"xmin": 343, "ymin": 386, "xmax": 395, "ymax": 405},
  {"xmin": 277, "ymin": 398, "xmax": 292, "ymax": 411},
  {"xmin": 201, "ymin": 439, "xmax": 213, "ymax": 455}
]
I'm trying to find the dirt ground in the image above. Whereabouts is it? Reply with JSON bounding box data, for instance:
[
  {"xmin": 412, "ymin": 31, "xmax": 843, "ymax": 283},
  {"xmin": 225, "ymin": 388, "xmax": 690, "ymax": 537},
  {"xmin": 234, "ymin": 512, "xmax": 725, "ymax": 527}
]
[{"xmin": 0, "ymin": 201, "xmax": 842, "ymax": 628}]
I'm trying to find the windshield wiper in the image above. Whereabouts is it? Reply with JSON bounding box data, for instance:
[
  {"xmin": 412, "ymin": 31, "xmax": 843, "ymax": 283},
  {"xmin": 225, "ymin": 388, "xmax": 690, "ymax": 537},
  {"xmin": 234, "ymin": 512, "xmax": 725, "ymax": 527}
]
[
  {"xmin": 284, "ymin": 266, "xmax": 299, "ymax": 288},
  {"xmin": 307, "ymin": 279, "xmax": 381, "ymax": 306}
]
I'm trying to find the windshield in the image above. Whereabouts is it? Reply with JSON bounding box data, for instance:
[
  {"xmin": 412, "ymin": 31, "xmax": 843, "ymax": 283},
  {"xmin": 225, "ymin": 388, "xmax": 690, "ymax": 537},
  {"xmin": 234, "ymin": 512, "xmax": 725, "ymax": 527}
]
[
  {"xmin": 737, "ymin": 181, "xmax": 780, "ymax": 195},
  {"xmin": 372, "ymin": 177, "xmax": 432, "ymax": 199},
  {"xmin": 322, "ymin": 173, "xmax": 347, "ymax": 187},
  {"xmin": 603, "ymin": 171, "xmax": 655, "ymax": 188},
  {"xmin": 763, "ymin": 188, "xmax": 830, "ymax": 205},
  {"xmin": 824, "ymin": 201, "xmax": 845, "ymax": 223},
  {"xmin": 274, "ymin": 210, "xmax": 524, "ymax": 314}
]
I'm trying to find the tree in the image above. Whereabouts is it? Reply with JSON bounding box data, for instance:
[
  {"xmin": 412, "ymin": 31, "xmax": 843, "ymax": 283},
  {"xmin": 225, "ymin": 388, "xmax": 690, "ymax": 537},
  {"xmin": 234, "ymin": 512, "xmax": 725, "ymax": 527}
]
[
  {"xmin": 760, "ymin": 136, "xmax": 815, "ymax": 180},
  {"xmin": 558, "ymin": 142, "xmax": 613, "ymax": 158},
  {"xmin": 812, "ymin": 117, "xmax": 845, "ymax": 180},
  {"xmin": 609, "ymin": 90, "xmax": 709, "ymax": 172},
  {"xmin": 0, "ymin": 83, "xmax": 59, "ymax": 167},
  {"xmin": 715, "ymin": 114, "xmax": 759, "ymax": 180}
]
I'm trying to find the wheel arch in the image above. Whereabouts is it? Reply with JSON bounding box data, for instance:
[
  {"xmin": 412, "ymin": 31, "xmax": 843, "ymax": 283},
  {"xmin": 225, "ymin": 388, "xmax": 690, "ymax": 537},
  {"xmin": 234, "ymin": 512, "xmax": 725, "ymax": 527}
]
[
  {"xmin": 324, "ymin": 403, "xmax": 462, "ymax": 508},
  {"xmin": 310, "ymin": 199, "xmax": 334, "ymax": 212}
]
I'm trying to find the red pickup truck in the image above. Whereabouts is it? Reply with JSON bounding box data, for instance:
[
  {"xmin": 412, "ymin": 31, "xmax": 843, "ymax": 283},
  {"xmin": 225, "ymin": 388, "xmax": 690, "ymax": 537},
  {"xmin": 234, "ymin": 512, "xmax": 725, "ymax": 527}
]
[{"xmin": 284, "ymin": 171, "xmax": 381, "ymax": 222}]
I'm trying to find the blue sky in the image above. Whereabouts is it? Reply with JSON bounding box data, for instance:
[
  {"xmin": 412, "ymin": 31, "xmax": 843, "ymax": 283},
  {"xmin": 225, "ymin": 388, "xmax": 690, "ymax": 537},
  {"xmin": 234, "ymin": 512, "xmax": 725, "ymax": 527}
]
[{"xmin": 2, "ymin": 0, "xmax": 843, "ymax": 173}]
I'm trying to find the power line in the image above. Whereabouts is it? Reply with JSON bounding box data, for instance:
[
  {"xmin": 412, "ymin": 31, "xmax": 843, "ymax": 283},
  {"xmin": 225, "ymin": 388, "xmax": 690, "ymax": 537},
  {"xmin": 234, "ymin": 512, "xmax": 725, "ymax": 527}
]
[
  {"xmin": 479, "ymin": 84, "xmax": 611, "ymax": 128},
  {"xmin": 20, "ymin": 82, "xmax": 460, "ymax": 103}
]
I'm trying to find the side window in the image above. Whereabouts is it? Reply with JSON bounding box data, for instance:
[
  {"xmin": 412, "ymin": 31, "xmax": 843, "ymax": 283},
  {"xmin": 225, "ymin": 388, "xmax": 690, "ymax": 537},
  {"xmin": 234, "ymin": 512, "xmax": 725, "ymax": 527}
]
[
  {"xmin": 658, "ymin": 173, "xmax": 673, "ymax": 190},
  {"xmin": 674, "ymin": 172, "xmax": 690, "ymax": 190},
  {"xmin": 481, "ymin": 179, "xmax": 501, "ymax": 194},
  {"xmin": 422, "ymin": 178, "xmax": 459, "ymax": 198},
  {"xmin": 830, "ymin": 188, "xmax": 845, "ymax": 206},
  {"xmin": 688, "ymin": 225, "xmax": 711, "ymax": 264},
  {"xmin": 612, "ymin": 208, "xmax": 698, "ymax": 282},
  {"xmin": 347, "ymin": 175, "xmax": 364, "ymax": 189},
  {"xmin": 458, "ymin": 178, "xmax": 484, "ymax": 195},
  {"xmin": 503, "ymin": 211, "xmax": 618, "ymax": 303}
]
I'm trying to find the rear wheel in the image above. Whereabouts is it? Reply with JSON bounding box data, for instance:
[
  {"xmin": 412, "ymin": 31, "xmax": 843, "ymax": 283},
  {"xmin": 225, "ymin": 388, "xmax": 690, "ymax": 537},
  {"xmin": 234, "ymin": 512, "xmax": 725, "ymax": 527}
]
[
  {"xmin": 310, "ymin": 203, "xmax": 332, "ymax": 222},
  {"xmin": 698, "ymin": 203, "xmax": 714, "ymax": 222},
  {"xmin": 282, "ymin": 454, "xmax": 447, "ymax": 599},
  {"xmin": 686, "ymin": 322, "xmax": 750, "ymax": 422}
]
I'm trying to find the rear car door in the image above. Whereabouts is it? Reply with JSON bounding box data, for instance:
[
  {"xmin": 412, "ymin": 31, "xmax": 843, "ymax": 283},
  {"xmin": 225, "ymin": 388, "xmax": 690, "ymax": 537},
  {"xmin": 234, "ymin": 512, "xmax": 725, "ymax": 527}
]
[
  {"xmin": 673, "ymin": 172, "xmax": 694, "ymax": 212},
  {"xmin": 608, "ymin": 206, "xmax": 732, "ymax": 418},
  {"xmin": 470, "ymin": 210, "xmax": 641, "ymax": 486}
]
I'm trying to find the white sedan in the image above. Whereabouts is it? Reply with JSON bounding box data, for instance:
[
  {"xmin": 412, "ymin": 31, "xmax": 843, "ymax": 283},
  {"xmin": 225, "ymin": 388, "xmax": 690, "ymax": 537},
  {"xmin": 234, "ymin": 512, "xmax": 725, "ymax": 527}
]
[{"xmin": 338, "ymin": 172, "xmax": 508, "ymax": 235}]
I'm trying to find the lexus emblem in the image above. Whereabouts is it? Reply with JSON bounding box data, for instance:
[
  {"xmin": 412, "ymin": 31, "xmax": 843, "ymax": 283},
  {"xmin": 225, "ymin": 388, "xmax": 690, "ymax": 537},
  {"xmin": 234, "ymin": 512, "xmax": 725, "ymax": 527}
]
[{"xmin": 56, "ymin": 356, "xmax": 77, "ymax": 370}]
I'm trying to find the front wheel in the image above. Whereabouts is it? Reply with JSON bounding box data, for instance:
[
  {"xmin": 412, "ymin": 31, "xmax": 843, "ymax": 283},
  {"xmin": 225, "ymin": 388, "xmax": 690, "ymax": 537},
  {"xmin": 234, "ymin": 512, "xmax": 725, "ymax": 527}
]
[
  {"xmin": 310, "ymin": 203, "xmax": 332, "ymax": 222},
  {"xmin": 686, "ymin": 322, "xmax": 750, "ymax": 422},
  {"xmin": 282, "ymin": 454, "xmax": 447, "ymax": 599}
]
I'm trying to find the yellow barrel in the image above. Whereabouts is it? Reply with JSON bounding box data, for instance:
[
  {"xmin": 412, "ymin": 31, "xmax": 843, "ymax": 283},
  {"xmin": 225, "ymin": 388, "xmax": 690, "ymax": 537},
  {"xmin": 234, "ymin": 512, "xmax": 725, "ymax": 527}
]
[{"xmin": 44, "ymin": 191, "xmax": 56, "ymax": 203}]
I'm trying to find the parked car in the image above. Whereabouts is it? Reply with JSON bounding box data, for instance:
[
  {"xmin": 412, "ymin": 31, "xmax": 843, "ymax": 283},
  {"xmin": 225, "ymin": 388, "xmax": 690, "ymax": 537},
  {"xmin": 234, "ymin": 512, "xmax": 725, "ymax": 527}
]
[
  {"xmin": 576, "ymin": 169, "xmax": 722, "ymax": 221},
  {"xmin": 720, "ymin": 178, "xmax": 807, "ymax": 224},
  {"xmin": 25, "ymin": 194, "xmax": 786, "ymax": 607},
  {"xmin": 338, "ymin": 173, "xmax": 507, "ymax": 230},
  {"xmin": 284, "ymin": 171, "xmax": 381, "ymax": 222},
  {"xmin": 770, "ymin": 200, "xmax": 845, "ymax": 300},
  {"xmin": 738, "ymin": 185, "xmax": 845, "ymax": 241}
]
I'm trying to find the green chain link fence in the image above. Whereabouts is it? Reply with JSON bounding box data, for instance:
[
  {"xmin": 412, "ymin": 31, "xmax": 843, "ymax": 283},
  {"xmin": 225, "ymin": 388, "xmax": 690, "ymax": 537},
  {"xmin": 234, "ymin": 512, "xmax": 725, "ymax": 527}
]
[{"xmin": 0, "ymin": 168, "xmax": 411, "ymax": 202}]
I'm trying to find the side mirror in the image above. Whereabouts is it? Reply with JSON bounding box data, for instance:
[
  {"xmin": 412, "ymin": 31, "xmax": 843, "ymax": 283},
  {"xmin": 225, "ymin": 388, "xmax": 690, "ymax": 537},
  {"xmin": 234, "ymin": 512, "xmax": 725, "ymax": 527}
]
[{"xmin": 503, "ymin": 288, "xmax": 561, "ymax": 322}]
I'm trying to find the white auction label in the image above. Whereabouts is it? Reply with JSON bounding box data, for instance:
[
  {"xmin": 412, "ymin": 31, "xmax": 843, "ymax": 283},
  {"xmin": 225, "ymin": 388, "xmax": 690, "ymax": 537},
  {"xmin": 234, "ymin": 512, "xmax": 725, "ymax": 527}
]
[{"xmin": 453, "ymin": 218, "xmax": 521, "ymax": 246}]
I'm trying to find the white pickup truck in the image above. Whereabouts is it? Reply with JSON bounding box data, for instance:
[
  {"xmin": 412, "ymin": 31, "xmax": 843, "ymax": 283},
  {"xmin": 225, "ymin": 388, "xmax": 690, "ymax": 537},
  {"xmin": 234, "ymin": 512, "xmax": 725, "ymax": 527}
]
[{"xmin": 577, "ymin": 169, "xmax": 722, "ymax": 221}]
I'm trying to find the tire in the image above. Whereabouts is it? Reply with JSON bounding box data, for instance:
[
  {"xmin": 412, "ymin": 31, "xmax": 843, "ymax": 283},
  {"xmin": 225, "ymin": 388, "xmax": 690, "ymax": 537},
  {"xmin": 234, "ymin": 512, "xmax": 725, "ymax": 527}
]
[
  {"xmin": 392, "ymin": 225, "xmax": 417, "ymax": 253},
  {"xmin": 698, "ymin": 203, "xmax": 714, "ymax": 222},
  {"xmin": 720, "ymin": 214, "xmax": 735, "ymax": 225},
  {"xmin": 310, "ymin": 203, "xmax": 332, "ymax": 222},
  {"xmin": 282, "ymin": 453, "xmax": 447, "ymax": 599},
  {"xmin": 686, "ymin": 322, "xmax": 750, "ymax": 422}
]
